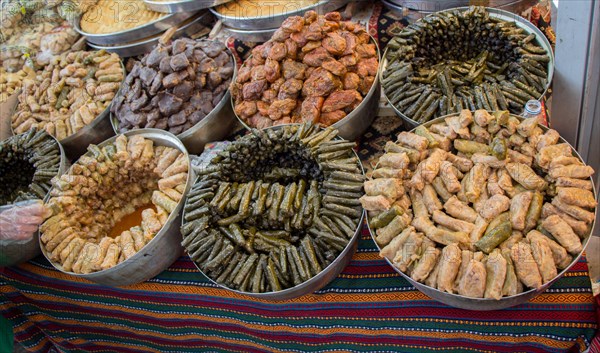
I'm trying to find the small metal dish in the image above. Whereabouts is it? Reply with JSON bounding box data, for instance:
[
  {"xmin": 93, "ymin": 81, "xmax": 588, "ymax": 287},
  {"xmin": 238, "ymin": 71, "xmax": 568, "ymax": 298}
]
[
  {"xmin": 210, "ymin": 0, "xmax": 350, "ymax": 30},
  {"xmin": 380, "ymin": 6, "xmax": 555, "ymax": 129},
  {"xmin": 0, "ymin": 133, "xmax": 68, "ymax": 267},
  {"xmin": 144, "ymin": 0, "xmax": 233, "ymax": 13},
  {"xmin": 87, "ymin": 11, "xmax": 214, "ymax": 57},
  {"xmin": 366, "ymin": 114, "xmax": 596, "ymax": 311},
  {"xmin": 182, "ymin": 124, "xmax": 365, "ymax": 300},
  {"xmin": 75, "ymin": 10, "xmax": 200, "ymax": 45},
  {"xmin": 232, "ymin": 36, "xmax": 381, "ymax": 141},
  {"xmin": 39, "ymin": 128, "xmax": 195, "ymax": 287},
  {"xmin": 111, "ymin": 41, "xmax": 239, "ymax": 155}
]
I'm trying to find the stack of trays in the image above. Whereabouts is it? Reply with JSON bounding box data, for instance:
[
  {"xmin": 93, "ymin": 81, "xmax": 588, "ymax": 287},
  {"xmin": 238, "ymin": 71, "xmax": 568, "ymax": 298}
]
[
  {"xmin": 75, "ymin": 0, "xmax": 213, "ymax": 57},
  {"xmin": 210, "ymin": 0, "xmax": 349, "ymax": 42}
]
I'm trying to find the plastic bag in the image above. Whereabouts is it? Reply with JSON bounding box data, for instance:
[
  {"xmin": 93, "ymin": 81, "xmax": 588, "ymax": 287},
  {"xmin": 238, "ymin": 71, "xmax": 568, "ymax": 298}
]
[{"xmin": 0, "ymin": 200, "xmax": 50, "ymax": 241}]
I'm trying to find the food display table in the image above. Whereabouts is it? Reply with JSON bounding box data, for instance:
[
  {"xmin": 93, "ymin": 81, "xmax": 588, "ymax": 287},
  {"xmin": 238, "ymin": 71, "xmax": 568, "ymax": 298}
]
[{"xmin": 1, "ymin": 117, "xmax": 598, "ymax": 353}]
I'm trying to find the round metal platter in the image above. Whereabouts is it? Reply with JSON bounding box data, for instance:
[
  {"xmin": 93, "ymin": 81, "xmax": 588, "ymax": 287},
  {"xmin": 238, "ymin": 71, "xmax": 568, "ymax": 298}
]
[{"xmin": 144, "ymin": 0, "xmax": 233, "ymax": 13}]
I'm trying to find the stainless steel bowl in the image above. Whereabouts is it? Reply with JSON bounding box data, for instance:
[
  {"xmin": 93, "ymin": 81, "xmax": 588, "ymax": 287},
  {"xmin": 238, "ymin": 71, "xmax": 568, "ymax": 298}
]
[
  {"xmin": 210, "ymin": 0, "xmax": 350, "ymax": 30},
  {"xmin": 182, "ymin": 124, "xmax": 365, "ymax": 300},
  {"xmin": 381, "ymin": 6, "xmax": 555, "ymax": 129},
  {"xmin": 75, "ymin": 10, "xmax": 200, "ymax": 45},
  {"xmin": 0, "ymin": 133, "xmax": 68, "ymax": 267},
  {"xmin": 233, "ymin": 36, "xmax": 381, "ymax": 141},
  {"xmin": 144, "ymin": 0, "xmax": 233, "ymax": 13},
  {"xmin": 110, "ymin": 42, "xmax": 238, "ymax": 155},
  {"xmin": 367, "ymin": 114, "xmax": 596, "ymax": 311},
  {"xmin": 87, "ymin": 10, "xmax": 214, "ymax": 57},
  {"xmin": 223, "ymin": 26, "xmax": 277, "ymax": 43},
  {"xmin": 39, "ymin": 128, "xmax": 195, "ymax": 286}
]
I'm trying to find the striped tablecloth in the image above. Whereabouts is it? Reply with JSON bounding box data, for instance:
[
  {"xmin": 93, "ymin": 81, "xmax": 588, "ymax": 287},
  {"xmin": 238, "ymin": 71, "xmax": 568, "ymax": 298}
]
[{"xmin": 0, "ymin": 232, "xmax": 597, "ymax": 353}]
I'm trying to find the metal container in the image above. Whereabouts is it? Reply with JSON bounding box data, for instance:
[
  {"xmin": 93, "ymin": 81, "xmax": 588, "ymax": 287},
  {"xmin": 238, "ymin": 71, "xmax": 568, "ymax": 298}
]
[
  {"xmin": 233, "ymin": 36, "xmax": 380, "ymax": 141},
  {"xmin": 144, "ymin": 0, "xmax": 232, "ymax": 13},
  {"xmin": 367, "ymin": 115, "xmax": 596, "ymax": 311},
  {"xmin": 75, "ymin": 10, "xmax": 200, "ymax": 46},
  {"xmin": 0, "ymin": 92, "xmax": 19, "ymax": 141},
  {"xmin": 0, "ymin": 134, "xmax": 68, "ymax": 267},
  {"xmin": 386, "ymin": 0, "xmax": 537, "ymax": 13},
  {"xmin": 87, "ymin": 11, "xmax": 214, "ymax": 57},
  {"xmin": 223, "ymin": 26, "xmax": 277, "ymax": 43},
  {"xmin": 39, "ymin": 129, "xmax": 195, "ymax": 286},
  {"xmin": 111, "ymin": 43, "xmax": 238, "ymax": 155},
  {"xmin": 381, "ymin": 6, "xmax": 555, "ymax": 129},
  {"xmin": 210, "ymin": 0, "xmax": 349, "ymax": 30},
  {"xmin": 182, "ymin": 125, "xmax": 365, "ymax": 300}
]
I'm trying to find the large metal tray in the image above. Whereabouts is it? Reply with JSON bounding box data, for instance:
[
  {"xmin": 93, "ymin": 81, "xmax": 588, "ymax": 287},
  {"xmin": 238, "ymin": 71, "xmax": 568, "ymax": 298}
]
[
  {"xmin": 381, "ymin": 6, "xmax": 555, "ymax": 129},
  {"xmin": 144, "ymin": 0, "xmax": 232, "ymax": 13},
  {"xmin": 111, "ymin": 42, "xmax": 238, "ymax": 155},
  {"xmin": 39, "ymin": 128, "xmax": 195, "ymax": 287},
  {"xmin": 88, "ymin": 11, "xmax": 213, "ymax": 57},
  {"xmin": 75, "ymin": 9, "xmax": 200, "ymax": 45},
  {"xmin": 210, "ymin": 0, "xmax": 350, "ymax": 30},
  {"xmin": 182, "ymin": 124, "xmax": 365, "ymax": 300},
  {"xmin": 386, "ymin": 0, "xmax": 537, "ymax": 13},
  {"xmin": 233, "ymin": 35, "xmax": 380, "ymax": 141},
  {"xmin": 366, "ymin": 114, "xmax": 596, "ymax": 311}
]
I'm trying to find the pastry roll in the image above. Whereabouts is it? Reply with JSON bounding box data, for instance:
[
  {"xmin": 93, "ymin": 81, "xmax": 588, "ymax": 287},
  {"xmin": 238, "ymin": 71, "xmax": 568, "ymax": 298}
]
[
  {"xmin": 542, "ymin": 235, "xmax": 573, "ymax": 270},
  {"xmin": 51, "ymin": 234, "xmax": 77, "ymax": 262},
  {"xmin": 499, "ymin": 231, "xmax": 523, "ymax": 252},
  {"xmin": 379, "ymin": 152, "xmax": 410, "ymax": 170},
  {"xmin": 542, "ymin": 215, "xmax": 583, "ymax": 255},
  {"xmin": 551, "ymin": 198, "xmax": 595, "ymax": 224},
  {"xmin": 44, "ymin": 227, "xmax": 75, "ymax": 252},
  {"xmin": 444, "ymin": 196, "xmax": 478, "ymax": 223},
  {"xmin": 484, "ymin": 249, "xmax": 507, "ymax": 300},
  {"xmin": 364, "ymin": 178, "xmax": 404, "ymax": 200},
  {"xmin": 556, "ymin": 187, "xmax": 597, "ymax": 209},
  {"xmin": 523, "ymin": 192, "xmax": 544, "ymax": 233},
  {"xmin": 425, "ymin": 259, "xmax": 442, "ymax": 288},
  {"xmin": 471, "ymin": 153, "xmax": 505, "ymax": 168},
  {"xmin": 397, "ymin": 131, "xmax": 428, "ymax": 151},
  {"xmin": 412, "ymin": 216, "xmax": 470, "ymax": 248},
  {"xmin": 479, "ymin": 194, "xmax": 511, "ymax": 221},
  {"xmin": 432, "ymin": 177, "xmax": 453, "ymax": 202},
  {"xmin": 130, "ymin": 226, "xmax": 146, "ymax": 251},
  {"xmin": 119, "ymin": 231, "xmax": 137, "ymax": 259},
  {"xmin": 411, "ymin": 246, "xmax": 441, "ymax": 283},
  {"xmin": 154, "ymin": 148, "xmax": 180, "ymax": 175},
  {"xmin": 439, "ymin": 161, "xmax": 461, "ymax": 193},
  {"xmin": 549, "ymin": 155, "xmax": 582, "ymax": 169},
  {"xmin": 432, "ymin": 210, "xmax": 475, "ymax": 233},
  {"xmin": 505, "ymin": 162, "xmax": 546, "ymax": 190},
  {"xmin": 376, "ymin": 214, "xmax": 411, "ymax": 246},
  {"xmin": 555, "ymin": 177, "xmax": 593, "ymax": 190},
  {"xmin": 392, "ymin": 232, "xmax": 424, "ymax": 273},
  {"xmin": 453, "ymin": 250, "xmax": 474, "ymax": 291},
  {"xmin": 61, "ymin": 238, "xmax": 85, "ymax": 272},
  {"xmin": 542, "ymin": 203, "xmax": 589, "ymax": 237},
  {"xmin": 469, "ymin": 216, "xmax": 489, "ymax": 245},
  {"xmin": 100, "ymin": 243, "xmax": 121, "ymax": 270},
  {"xmin": 501, "ymin": 249, "xmax": 523, "ymax": 296},
  {"xmin": 152, "ymin": 190, "xmax": 178, "ymax": 213},
  {"xmin": 446, "ymin": 153, "xmax": 473, "ymax": 173},
  {"xmin": 516, "ymin": 117, "xmax": 538, "ymax": 137},
  {"xmin": 466, "ymin": 163, "xmax": 488, "ymax": 202},
  {"xmin": 359, "ymin": 195, "xmax": 392, "ymax": 211},
  {"xmin": 510, "ymin": 241, "xmax": 543, "ymax": 289},
  {"xmin": 95, "ymin": 237, "xmax": 114, "ymax": 270},
  {"xmin": 162, "ymin": 188, "xmax": 183, "ymax": 203},
  {"xmin": 474, "ymin": 109, "xmax": 494, "ymax": 127},
  {"xmin": 510, "ymin": 191, "xmax": 533, "ymax": 230},
  {"xmin": 158, "ymin": 172, "xmax": 188, "ymax": 191},
  {"xmin": 549, "ymin": 164, "xmax": 595, "ymax": 179},
  {"xmin": 526, "ymin": 230, "xmax": 558, "ymax": 284},
  {"xmin": 487, "ymin": 170, "xmax": 504, "ymax": 196},
  {"xmin": 497, "ymin": 169, "xmax": 516, "ymax": 197},
  {"xmin": 536, "ymin": 143, "xmax": 572, "ymax": 169},
  {"xmin": 162, "ymin": 153, "xmax": 188, "ymax": 178},
  {"xmin": 535, "ymin": 129, "xmax": 560, "ymax": 151},
  {"xmin": 457, "ymin": 259, "xmax": 486, "ymax": 298},
  {"xmin": 507, "ymin": 149, "xmax": 533, "ymax": 167},
  {"xmin": 379, "ymin": 227, "xmax": 414, "ymax": 260},
  {"xmin": 437, "ymin": 243, "xmax": 462, "ymax": 294},
  {"xmin": 445, "ymin": 112, "xmax": 471, "ymax": 138},
  {"xmin": 409, "ymin": 189, "xmax": 428, "ymax": 219},
  {"xmin": 372, "ymin": 168, "xmax": 406, "ymax": 179},
  {"xmin": 81, "ymin": 243, "xmax": 101, "ymax": 274},
  {"xmin": 72, "ymin": 242, "xmax": 94, "ymax": 274},
  {"xmin": 422, "ymin": 184, "xmax": 443, "ymax": 214}
]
